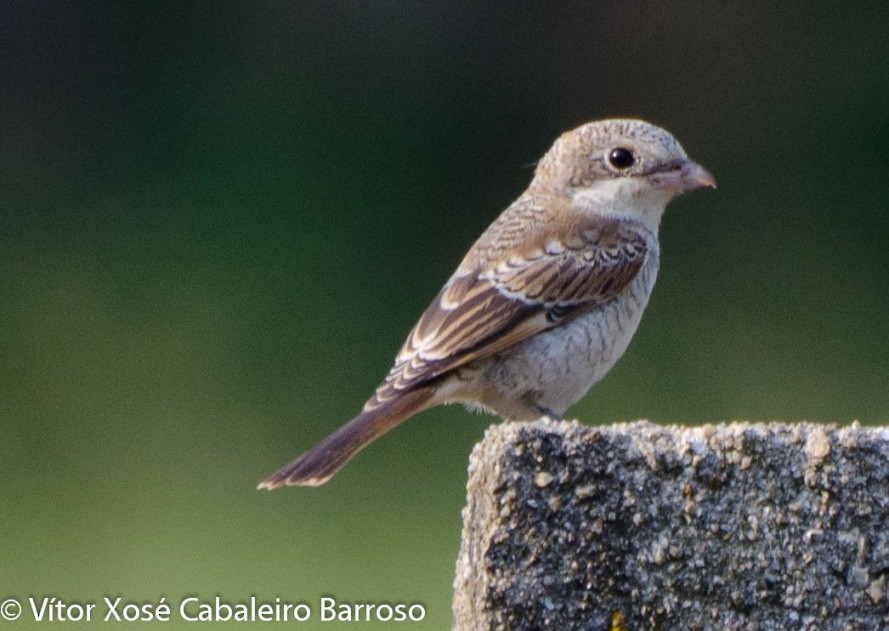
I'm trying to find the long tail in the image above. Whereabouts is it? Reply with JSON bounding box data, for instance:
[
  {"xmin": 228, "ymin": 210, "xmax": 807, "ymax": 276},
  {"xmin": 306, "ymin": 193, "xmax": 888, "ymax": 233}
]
[{"xmin": 258, "ymin": 386, "xmax": 437, "ymax": 489}]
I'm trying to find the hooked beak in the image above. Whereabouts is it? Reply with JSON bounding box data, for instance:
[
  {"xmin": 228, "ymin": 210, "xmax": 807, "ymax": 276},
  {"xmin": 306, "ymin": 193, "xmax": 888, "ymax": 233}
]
[{"xmin": 651, "ymin": 159, "xmax": 717, "ymax": 192}]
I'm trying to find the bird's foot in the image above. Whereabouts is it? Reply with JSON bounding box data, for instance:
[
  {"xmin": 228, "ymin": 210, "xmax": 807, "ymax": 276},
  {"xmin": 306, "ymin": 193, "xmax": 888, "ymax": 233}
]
[{"xmin": 534, "ymin": 407, "xmax": 563, "ymax": 422}]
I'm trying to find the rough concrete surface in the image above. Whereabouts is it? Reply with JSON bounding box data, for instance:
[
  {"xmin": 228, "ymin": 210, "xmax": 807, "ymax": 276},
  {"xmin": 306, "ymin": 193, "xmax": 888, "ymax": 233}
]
[{"xmin": 453, "ymin": 419, "xmax": 889, "ymax": 630}]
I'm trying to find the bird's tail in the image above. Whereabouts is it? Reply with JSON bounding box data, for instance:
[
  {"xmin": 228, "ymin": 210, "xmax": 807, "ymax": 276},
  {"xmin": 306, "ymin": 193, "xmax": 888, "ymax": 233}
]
[{"xmin": 257, "ymin": 385, "xmax": 437, "ymax": 489}]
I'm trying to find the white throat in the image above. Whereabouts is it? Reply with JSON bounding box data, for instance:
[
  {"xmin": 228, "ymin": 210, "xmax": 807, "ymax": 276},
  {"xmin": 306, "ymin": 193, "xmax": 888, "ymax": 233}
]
[{"xmin": 571, "ymin": 179, "xmax": 671, "ymax": 232}]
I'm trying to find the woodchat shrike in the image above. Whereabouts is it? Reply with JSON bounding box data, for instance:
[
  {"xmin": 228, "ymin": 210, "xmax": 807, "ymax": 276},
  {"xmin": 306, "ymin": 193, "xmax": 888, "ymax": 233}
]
[{"xmin": 260, "ymin": 119, "xmax": 715, "ymax": 488}]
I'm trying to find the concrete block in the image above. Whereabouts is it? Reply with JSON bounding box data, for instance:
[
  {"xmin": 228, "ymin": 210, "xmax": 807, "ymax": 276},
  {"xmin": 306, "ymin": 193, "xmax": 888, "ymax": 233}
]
[{"xmin": 453, "ymin": 419, "xmax": 889, "ymax": 630}]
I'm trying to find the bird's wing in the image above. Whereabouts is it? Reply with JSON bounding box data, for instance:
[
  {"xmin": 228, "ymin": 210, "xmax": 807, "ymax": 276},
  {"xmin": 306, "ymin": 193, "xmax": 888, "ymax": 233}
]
[{"xmin": 366, "ymin": 216, "xmax": 649, "ymax": 409}]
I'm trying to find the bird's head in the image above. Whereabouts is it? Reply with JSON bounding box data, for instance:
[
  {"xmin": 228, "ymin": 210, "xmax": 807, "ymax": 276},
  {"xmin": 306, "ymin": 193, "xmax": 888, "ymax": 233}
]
[{"xmin": 531, "ymin": 119, "xmax": 716, "ymax": 229}]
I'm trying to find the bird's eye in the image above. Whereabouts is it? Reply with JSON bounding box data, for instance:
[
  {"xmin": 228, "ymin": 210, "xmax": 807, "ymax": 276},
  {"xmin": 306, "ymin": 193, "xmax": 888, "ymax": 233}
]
[{"xmin": 607, "ymin": 147, "xmax": 635, "ymax": 170}]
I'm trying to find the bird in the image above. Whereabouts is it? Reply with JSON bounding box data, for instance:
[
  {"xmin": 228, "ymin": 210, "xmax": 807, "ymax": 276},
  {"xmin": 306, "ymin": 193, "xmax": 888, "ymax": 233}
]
[{"xmin": 259, "ymin": 118, "xmax": 715, "ymax": 489}]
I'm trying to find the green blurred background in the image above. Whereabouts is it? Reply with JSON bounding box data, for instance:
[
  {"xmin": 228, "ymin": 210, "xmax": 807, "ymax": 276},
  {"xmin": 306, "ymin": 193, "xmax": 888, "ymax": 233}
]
[{"xmin": 1, "ymin": 2, "xmax": 887, "ymax": 629}]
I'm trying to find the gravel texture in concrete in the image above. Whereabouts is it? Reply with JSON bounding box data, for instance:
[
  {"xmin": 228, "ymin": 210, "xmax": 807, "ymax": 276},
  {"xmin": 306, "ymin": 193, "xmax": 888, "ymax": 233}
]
[{"xmin": 453, "ymin": 419, "xmax": 889, "ymax": 630}]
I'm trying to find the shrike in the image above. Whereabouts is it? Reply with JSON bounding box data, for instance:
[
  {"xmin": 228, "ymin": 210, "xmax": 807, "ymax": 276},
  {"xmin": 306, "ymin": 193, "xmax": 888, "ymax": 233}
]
[{"xmin": 260, "ymin": 119, "xmax": 715, "ymax": 489}]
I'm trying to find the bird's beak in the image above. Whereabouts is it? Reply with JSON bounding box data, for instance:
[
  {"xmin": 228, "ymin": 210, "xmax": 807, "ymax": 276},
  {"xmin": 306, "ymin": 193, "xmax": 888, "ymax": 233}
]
[{"xmin": 652, "ymin": 159, "xmax": 717, "ymax": 192}]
